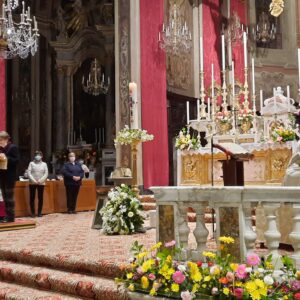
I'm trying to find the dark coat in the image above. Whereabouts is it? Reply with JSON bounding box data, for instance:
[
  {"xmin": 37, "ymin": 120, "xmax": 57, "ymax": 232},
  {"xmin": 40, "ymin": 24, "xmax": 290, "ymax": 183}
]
[
  {"xmin": 0, "ymin": 143, "xmax": 20, "ymax": 188},
  {"xmin": 61, "ymin": 162, "xmax": 84, "ymax": 186}
]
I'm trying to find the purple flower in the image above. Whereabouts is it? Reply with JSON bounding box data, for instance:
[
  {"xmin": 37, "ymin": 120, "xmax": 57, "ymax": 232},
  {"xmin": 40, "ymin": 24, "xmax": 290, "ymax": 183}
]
[{"xmin": 291, "ymin": 280, "xmax": 300, "ymax": 291}]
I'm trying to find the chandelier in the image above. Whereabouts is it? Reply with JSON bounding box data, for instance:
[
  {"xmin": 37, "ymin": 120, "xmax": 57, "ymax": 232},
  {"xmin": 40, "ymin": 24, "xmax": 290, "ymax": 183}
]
[
  {"xmin": 253, "ymin": 11, "xmax": 276, "ymax": 44},
  {"xmin": 159, "ymin": 3, "xmax": 192, "ymax": 56},
  {"xmin": 82, "ymin": 58, "xmax": 110, "ymax": 96},
  {"xmin": 0, "ymin": 0, "xmax": 39, "ymax": 59},
  {"xmin": 226, "ymin": 11, "xmax": 244, "ymax": 45}
]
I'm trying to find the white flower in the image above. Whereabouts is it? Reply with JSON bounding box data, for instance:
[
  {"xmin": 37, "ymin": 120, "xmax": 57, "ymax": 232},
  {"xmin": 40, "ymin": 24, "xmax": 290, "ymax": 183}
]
[
  {"xmin": 128, "ymin": 212, "xmax": 134, "ymax": 218},
  {"xmin": 263, "ymin": 275, "xmax": 274, "ymax": 285},
  {"xmin": 178, "ymin": 265, "xmax": 186, "ymax": 272},
  {"xmin": 257, "ymin": 268, "xmax": 265, "ymax": 273},
  {"xmin": 246, "ymin": 267, "xmax": 252, "ymax": 273},
  {"xmin": 181, "ymin": 291, "xmax": 193, "ymax": 300}
]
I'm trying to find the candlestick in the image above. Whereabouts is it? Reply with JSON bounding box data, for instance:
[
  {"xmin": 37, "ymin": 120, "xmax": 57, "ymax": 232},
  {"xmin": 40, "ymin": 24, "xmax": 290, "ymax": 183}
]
[
  {"xmin": 287, "ymin": 85, "xmax": 290, "ymax": 112},
  {"xmin": 260, "ymin": 90, "xmax": 263, "ymax": 112},
  {"xmin": 199, "ymin": 71, "xmax": 207, "ymax": 119},
  {"xmin": 243, "ymin": 67, "xmax": 250, "ymax": 110},
  {"xmin": 186, "ymin": 101, "xmax": 190, "ymax": 124},
  {"xmin": 243, "ymin": 31, "xmax": 248, "ymax": 68},
  {"xmin": 221, "ymin": 34, "xmax": 225, "ymax": 71},
  {"xmin": 232, "ymin": 61, "xmax": 235, "ymax": 106},
  {"xmin": 197, "ymin": 99, "xmax": 200, "ymax": 120},
  {"xmin": 221, "ymin": 70, "xmax": 228, "ymax": 112},
  {"xmin": 200, "ymin": 36, "xmax": 204, "ymax": 72},
  {"xmin": 251, "ymin": 57, "xmax": 255, "ymax": 95}
]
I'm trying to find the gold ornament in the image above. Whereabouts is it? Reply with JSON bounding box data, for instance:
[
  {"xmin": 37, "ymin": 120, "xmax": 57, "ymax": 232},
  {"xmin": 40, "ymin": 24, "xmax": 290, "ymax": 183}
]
[{"xmin": 270, "ymin": 0, "xmax": 284, "ymax": 17}]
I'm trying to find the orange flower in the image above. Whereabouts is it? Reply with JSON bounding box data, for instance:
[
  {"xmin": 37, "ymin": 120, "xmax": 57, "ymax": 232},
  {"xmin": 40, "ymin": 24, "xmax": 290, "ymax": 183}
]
[{"xmin": 219, "ymin": 277, "xmax": 229, "ymax": 284}]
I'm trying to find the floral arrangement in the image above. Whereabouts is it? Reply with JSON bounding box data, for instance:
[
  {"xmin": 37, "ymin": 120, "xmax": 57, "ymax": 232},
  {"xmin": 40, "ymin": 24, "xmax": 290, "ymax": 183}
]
[
  {"xmin": 100, "ymin": 184, "xmax": 144, "ymax": 235},
  {"xmin": 117, "ymin": 237, "xmax": 300, "ymax": 300},
  {"xmin": 270, "ymin": 0, "xmax": 284, "ymax": 17},
  {"xmin": 216, "ymin": 110, "xmax": 232, "ymax": 124},
  {"xmin": 271, "ymin": 127, "xmax": 296, "ymax": 143},
  {"xmin": 114, "ymin": 125, "xmax": 154, "ymax": 146},
  {"xmin": 175, "ymin": 128, "xmax": 200, "ymax": 151},
  {"xmin": 237, "ymin": 109, "xmax": 254, "ymax": 123}
]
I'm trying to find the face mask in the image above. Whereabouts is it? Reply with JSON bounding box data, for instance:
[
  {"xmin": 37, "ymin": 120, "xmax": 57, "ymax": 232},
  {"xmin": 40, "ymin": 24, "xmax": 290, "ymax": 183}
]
[
  {"xmin": 35, "ymin": 155, "xmax": 42, "ymax": 161},
  {"xmin": 69, "ymin": 156, "xmax": 76, "ymax": 163}
]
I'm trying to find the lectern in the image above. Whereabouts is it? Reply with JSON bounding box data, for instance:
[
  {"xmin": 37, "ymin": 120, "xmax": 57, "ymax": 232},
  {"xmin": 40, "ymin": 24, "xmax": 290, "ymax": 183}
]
[{"xmin": 214, "ymin": 143, "xmax": 253, "ymax": 186}]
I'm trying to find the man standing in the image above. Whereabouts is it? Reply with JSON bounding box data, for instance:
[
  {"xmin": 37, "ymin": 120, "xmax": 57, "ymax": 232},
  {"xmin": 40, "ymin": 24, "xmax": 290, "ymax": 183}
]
[{"xmin": 0, "ymin": 131, "xmax": 20, "ymax": 223}]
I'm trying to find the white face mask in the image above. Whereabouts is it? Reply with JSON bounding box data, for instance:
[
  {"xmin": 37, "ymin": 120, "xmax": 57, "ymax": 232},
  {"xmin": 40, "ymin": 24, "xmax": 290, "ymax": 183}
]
[
  {"xmin": 35, "ymin": 155, "xmax": 42, "ymax": 161},
  {"xmin": 69, "ymin": 156, "xmax": 76, "ymax": 163}
]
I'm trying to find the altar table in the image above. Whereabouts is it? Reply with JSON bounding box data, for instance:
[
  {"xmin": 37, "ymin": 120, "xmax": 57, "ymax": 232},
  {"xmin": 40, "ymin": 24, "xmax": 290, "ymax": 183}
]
[
  {"xmin": 177, "ymin": 142, "xmax": 295, "ymax": 186},
  {"xmin": 14, "ymin": 180, "xmax": 97, "ymax": 217}
]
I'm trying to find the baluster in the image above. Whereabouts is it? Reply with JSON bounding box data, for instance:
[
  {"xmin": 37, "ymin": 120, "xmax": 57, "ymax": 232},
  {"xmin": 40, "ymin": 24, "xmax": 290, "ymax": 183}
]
[
  {"xmin": 177, "ymin": 202, "xmax": 190, "ymax": 260},
  {"xmin": 263, "ymin": 203, "xmax": 281, "ymax": 256},
  {"xmin": 289, "ymin": 204, "xmax": 300, "ymax": 268},
  {"xmin": 192, "ymin": 203, "xmax": 209, "ymax": 261},
  {"xmin": 242, "ymin": 202, "xmax": 257, "ymax": 257}
]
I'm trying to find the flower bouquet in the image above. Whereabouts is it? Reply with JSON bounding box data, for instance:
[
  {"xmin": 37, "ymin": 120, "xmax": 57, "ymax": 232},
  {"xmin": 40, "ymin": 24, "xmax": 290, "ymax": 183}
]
[
  {"xmin": 175, "ymin": 128, "xmax": 200, "ymax": 151},
  {"xmin": 114, "ymin": 125, "xmax": 154, "ymax": 146},
  {"xmin": 216, "ymin": 110, "xmax": 232, "ymax": 134},
  {"xmin": 237, "ymin": 109, "xmax": 254, "ymax": 123},
  {"xmin": 100, "ymin": 184, "xmax": 145, "ymax": 235},
  {"xmin": 271, "ymin": 127, "xmax": 296, "ymax": 143},
  {"xmin": 117, "ymin": 237, "xmax": 300, "ymax": 300}
]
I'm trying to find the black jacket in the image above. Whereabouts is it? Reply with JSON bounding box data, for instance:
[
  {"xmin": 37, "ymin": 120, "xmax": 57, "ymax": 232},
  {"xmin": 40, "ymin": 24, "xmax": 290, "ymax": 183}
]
[
  {"xmin": 0, "ymin": 143, "xmax": 20, "ymax": 188},
  {"xmin": 61, "ymin": 162, "xmax": 84, "ymax": 186}
]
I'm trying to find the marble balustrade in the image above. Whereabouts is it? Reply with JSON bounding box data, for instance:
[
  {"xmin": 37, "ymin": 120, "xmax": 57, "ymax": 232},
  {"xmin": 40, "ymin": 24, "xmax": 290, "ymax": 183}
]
[{"xmin": 151, "ymin": 186, "xmax": 300, "ymax": 268}]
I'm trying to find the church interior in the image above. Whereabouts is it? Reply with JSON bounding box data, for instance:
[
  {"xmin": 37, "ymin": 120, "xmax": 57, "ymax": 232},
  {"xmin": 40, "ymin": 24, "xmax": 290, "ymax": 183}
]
[{"xmin": 0, "ymin": 0, "xmax": 300, "ymax": 299}]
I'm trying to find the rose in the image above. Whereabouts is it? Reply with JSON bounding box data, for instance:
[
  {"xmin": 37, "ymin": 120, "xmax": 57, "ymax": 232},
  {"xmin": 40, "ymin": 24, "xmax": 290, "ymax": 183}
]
[
  {"xmin": 172, "ymin": 271, "xmax": 186, "ymax": 284},
  {"xmin": 264, "ymin": 275, "xmax": 274, "ymax": 285},
  {"xmin": 295, "ymin": 293, "xmax": 300, "ymax": 300},
  {"xmin": 246, "ymin": 253, "xmax": 261, "ymax": 266},
  {"xmin": 226, "ymin": 271, "xmax": 235, "ymax": 282},
  {"xmin": 148, "ymin": 273, "xmax": 156, "ymax": 281},
  {"xmin": 181, "ymin": 291, "xmax": 193, "ymax": 300},
  {"xmin": 234, "ymin": 288, "xmax": 244, "ymax": 300}
]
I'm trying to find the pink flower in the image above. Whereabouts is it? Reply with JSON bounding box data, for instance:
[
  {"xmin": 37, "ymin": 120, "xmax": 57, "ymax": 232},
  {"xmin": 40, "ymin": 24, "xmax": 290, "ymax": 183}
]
[
  {"xmin": 172, "ymin": 271, "xmax": 186, "ymax": 284},
  {"xmin": 148, "ymin": 273, "xmax": 156, "ymax": 281},
  {"xmin": 246, "ymin": 253, "xmax": 261, "ymax": 266},
  {"xmin": 226, "ymin": 271, "xmax": 235, "ymax": 282},
  {"xmin": 234, "ymin": 288, "xmax": 244, "ymax": 299},
  {"xmin": 211, "ymin": 287, "xmax": 219, "ymax": 295},
  {"xmin": 165, "ymin": 240, "xmax": 176, "ymax": 248},
  {"xmin": 235, "ymin": 264, "xmax": 247, "ymax": 279},
  {"xmin": 181, "ymin": 291, "xmax": 192, "ymax": 300},
  {"xmin": 277, "ymin": 136, "xmax": 283, "ymax": 142}
]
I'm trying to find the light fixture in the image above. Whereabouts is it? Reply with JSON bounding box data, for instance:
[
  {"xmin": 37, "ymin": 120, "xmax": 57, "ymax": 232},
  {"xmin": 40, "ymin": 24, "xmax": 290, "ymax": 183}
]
[
  {"xmin": 82, "ymin": 58, "xmax": 110, "ymax": 96},
  {"xmin": 158, "ymin": 3, "xmax": 192, "ymax": 56},
  {"xmin": 253, "ymin": 11, "xmax": 276, "ymax": 44},
  {"xmin": 226, "ymin": 11, "xmax": 244, "ymax": 45},
  {"xmin": 0, "ymin": 0, "xmax": 39, "ymax": 59}
]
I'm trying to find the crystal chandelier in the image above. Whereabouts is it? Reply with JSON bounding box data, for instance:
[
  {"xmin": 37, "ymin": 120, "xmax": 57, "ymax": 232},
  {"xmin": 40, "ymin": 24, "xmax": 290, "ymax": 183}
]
[
  {"xmin": 82, "ymin": 58, "xmax": 110, "ymax": 96},
  {"xmin": 0, "ymin": 0, "xmax": 39, "ymax": 59},
  {"xmin": 253, "ymin": 11, "xmax": 276, "ymax": 44},
  {"xmin": 226, "ymin": 11, "xmax": 244, "ymax": 45},
  {"xmin": 159, "ymin": 3, "xmax": 192, "ymax": 56}
]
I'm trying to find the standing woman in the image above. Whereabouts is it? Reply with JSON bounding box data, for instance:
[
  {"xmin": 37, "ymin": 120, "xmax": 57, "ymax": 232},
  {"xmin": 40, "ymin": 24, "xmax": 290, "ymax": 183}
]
[
  {"xmin": 27, "ymin": 151, "xmax": 49, "ymax": 217},
  {"xmin": 62, "ymin": 152, "xmax": 84, "ymax": 214}
]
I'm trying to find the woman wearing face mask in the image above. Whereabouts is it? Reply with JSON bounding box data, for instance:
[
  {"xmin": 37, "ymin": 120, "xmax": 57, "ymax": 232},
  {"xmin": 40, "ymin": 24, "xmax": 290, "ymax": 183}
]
[
  {"xmin": 27, "ymin": 151, "xmax": 49, "ymax": 217},
  {"xmin": 61, "ymin": 152, "xmax": 84, "ymax": 214}
]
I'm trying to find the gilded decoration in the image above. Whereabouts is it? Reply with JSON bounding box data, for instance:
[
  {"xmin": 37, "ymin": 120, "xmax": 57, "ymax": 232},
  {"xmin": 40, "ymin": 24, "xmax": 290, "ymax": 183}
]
[{"xmin": 181, "ymin": 154, "xmax": 202, "ymax": 184}]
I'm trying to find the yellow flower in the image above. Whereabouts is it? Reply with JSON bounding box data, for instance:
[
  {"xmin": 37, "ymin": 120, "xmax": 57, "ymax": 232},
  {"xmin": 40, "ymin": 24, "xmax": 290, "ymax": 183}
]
[
  {"xmin": 265, "ymin": 262, "xmax": 274, "ymax": 270},
  {"xmin": 223, "ymin": 287, "xmax": 230, "ymax": 296},
  {"xmin": 204, "ymin": 275, "xmax": 211, "ymax": 282},
  {"xmin": 141, "ymin": 276, "xmax": 149, "ymax": 289},
  {"xmin": 219, "ymin": 236, "xmax": 235, "ymax": 244},
  {"xmin": 166, "ymin": 255, "xmax": 173, "ymax": 264},
  {"xmin": 137, "ymin": 252, "xmax": 148, "ymax": 260},
  {"xmin": 230, "ymin": 263, "xmax": 238, "ymax": 271},
  {"xmin": 187, "ymin": 262, "xmax": 202, "ymax": 282},
  {"xmin": 126, "ymin": 273, "xmax": 133, "ymax": 279},
  {"xmin": 296, "ymin": 270, "xmax": 300, "ymax": 279},
  {"xmin": 128, "ymin": 284, "xmax": 135, "ymax": 292},
  {"xmin": 141, "ymin": 259, "xmax": 155, "ymax": 273},
  {"xmin": 171, "ymin": 283, "xmax": 179, "ymax": 293},
  {"xmin": 150, "ymin": 242, "xmax": 162, "ymax": 251},
  {"xmin": 245, "ymin": 279, "xmax": 268, "ymax": 300},
  {"xmin": 159, "ymin": 264, "xmax": 175, "ymax": 280},
  {"xmin": 235, "ymin": 281, "xmax": 243, "ymax": 287},
  {"xmin": 149, "ymin": 288, "xmax": 157, "ymax": 296},
  {"xmin": 192, "ymin": 283, "xmax": 199, "ymax": 293},
  {"xmin": 202, "ymin": 251, "xmax": 216, "ymax": 259},
  {"xmin": 202, "ymin": 284, "xmax": 207, "ymax": 288}
]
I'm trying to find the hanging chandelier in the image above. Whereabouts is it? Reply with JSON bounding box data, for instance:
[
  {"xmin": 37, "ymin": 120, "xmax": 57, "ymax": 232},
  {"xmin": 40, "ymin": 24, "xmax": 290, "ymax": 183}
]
[
  {"xmin": 82, "ymin": 58, "xmax": 110, "ymax": 96},
  {"xmin": 253, "ymin": 11, "xmax": 276, "ymax": 44},
  {"xmin": 159, "ymin": 3, "xmax": 192, "ymax": 56},
  {"xmin": 0, "ymin": 0, "xmax": 39, "ymax": 59},
  {"xmin": 226, "ymin": 11, "xmax": 244, "ymax": 45}
]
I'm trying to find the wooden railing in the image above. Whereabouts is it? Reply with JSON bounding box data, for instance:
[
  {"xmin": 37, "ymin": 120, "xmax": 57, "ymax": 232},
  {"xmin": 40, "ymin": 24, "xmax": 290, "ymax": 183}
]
[{"xmin": 151, "ymin": 186, "xmax": 300, "ymax": 268}]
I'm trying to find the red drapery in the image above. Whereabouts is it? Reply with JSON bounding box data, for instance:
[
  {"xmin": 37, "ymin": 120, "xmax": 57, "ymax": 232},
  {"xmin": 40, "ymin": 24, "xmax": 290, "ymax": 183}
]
[
  {"xmin": 0, "ymin": 58, "xmax": 5, "ymax": 217},
  {"xmin": 140, "ymin": 0, "xmax": 169, "ymax": 188}
]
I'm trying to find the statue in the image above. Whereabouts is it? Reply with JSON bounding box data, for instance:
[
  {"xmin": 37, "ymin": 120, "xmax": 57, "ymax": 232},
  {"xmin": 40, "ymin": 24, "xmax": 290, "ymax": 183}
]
[
  {"xmin": 55, "ymin": 6, "xmax": 68, "ymax": 41},
  {"xmin": 283, "ymin": 142, "xmax": 300, "ymax": 186}
]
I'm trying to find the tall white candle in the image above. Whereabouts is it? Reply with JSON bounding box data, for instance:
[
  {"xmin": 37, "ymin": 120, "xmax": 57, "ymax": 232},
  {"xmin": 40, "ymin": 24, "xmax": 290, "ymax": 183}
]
[
  {"xmin": 197, "ymin": 99, "xmax": 200, "ymax": 120},
  {"xmin": 200, "ymin": 36, "xmax": 204, "ymax": 72},
  {"xmin": 232, "ymin": 61, "xmax": 235, "ymax": 100},
  {"xmin": 186, "ymin": 101, "xmax": 190, "ymax": 124},
  {"xmin": 211, "ymin": 64, "xmax": 214, "ymax": 98},
  {"xmin": 129, "ymin": 82, "xmax": 138, "ymax": 129},
  {"xmin": 287, "ymin": 85, "xmax": 290, "ymax": 112},
  {"xmin": 208, "ymin": 98, "xmax": 211, "ymax": 120},
  {"xmin": 298, "ymin": 49, "xmax": 300, "ymax": 87},
  {"xmin": 221, "ymin": 34, "xmax": 225, "ymax": 71},
  {"xmin": 251, "ymin": 57, "xmax": 255, "ymax": 95},
  {"xmin": 260, "ymin": 90, "xmax": 263, "ymax": 112},
  {"xmin": 243, "ymin": 31, "xmax": 248, "ymax": 68}
]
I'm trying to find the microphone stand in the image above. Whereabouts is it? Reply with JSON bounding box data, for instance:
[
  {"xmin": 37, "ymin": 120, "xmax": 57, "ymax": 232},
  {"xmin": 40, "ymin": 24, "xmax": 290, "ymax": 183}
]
[{"xmin": 210, "ymin": 133, "xmax": 215, "ymax": 238}]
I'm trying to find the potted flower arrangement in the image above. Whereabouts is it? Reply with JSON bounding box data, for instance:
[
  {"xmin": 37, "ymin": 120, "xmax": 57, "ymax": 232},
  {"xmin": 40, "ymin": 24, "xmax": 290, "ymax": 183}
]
[
  {"xmin": 237, "ymin": 109, "xmax": 254, "ymax": 134},
  {"xmin": 117, "ymin": 237, "xmax": 300, "ymax": 300},
  {"xmin": 271, "ymin": 127, "xmax": 296, "ymax": 143},
  {"xmin": 100, "ymin": 184, "xmax": 145, "ymax": 235},
  {"xmin": 114, "ymin": 125, "xmax": 154, "ymax": 146},
  {"xmin": 216, "ymin": 110, "xmax": 232, "ymax": 134},
  {"xmin": 175, "ymin": 128, "xmax": 200, "ymax": 151}
]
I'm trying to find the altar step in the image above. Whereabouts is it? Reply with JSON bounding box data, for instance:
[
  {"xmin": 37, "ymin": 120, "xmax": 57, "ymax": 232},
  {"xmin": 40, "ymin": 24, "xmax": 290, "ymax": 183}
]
[{"xmin": 0, "ymin": 260, "xmax": 127, "ymax": 300}]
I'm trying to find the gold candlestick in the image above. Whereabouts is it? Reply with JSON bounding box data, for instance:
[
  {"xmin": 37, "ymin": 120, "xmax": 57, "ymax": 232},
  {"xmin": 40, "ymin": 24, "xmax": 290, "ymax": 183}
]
[
  {"xmin": 221, "ymin": 70, "xmax": 228, "ymax": 112},
  {"xmin": 131, "ymin": 140, "xmax": 140, "ymax": 196},
  {"xmin": 199, "ymin": 71, "xmax": 207, "ymax": 119},
  {"xmin": 243, "ymin": 67, "xmax": 250, "ymax": 110}
]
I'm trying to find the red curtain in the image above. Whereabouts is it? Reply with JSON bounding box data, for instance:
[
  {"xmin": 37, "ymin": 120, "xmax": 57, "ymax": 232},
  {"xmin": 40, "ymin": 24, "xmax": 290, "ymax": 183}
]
[
  {"xmin": 0, "ymin": 58, "xmax": 5, "ymax": 217},
  {"xmin": 140, "ymin": 0, "xmax": 169, "ymax": 188}
]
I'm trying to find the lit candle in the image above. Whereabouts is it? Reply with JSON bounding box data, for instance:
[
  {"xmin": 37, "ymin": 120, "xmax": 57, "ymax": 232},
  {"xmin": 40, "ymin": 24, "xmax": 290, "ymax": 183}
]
[
  {"xmin": 287, "ymin": 85, "xmax": 290, "ymax": 112},
  {"xmin": 243, "ymin": 31, "xmax": 248, "ymax": 68},
  {"xmin": 211, "ymin": 63, "xmax": 214, "ymax": 98},
  {"xmin": 200, "ymin": 36, "xmax": 204, "ymax": 72},
  {"xmin": 197, "ymin": 99, "xmax": 200, "ymax": 120},
  {"xmin": 260, "ymin": 90, "xmax": 263, "ymax": 112},
  {"xmin": 208, "ymin": 97, "xmax": 211, "ymax": 120},
  {"xmin": 221, "ymin": 34, "xmax": 225, "ymax": 71},
  {"xmin": 232, "ymin": 61, "xmax": 235, "ymax": 101},
  {"xmin": 186, "ymin": 101, "xmax": 190, "ymax": 124},
  {"xmin": 251, "ymin": 57, "xmax": 255, "ymax": 95}
]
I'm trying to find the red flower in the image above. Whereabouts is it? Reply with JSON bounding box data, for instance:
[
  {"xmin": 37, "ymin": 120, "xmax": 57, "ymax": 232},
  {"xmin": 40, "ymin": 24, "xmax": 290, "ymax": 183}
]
[
  {"xmin": 208, "ymin": 261, "xmax": 214, "ymax": 267},
  {"xmin": 197, "ymin": 261, "xmax": 203, "ymax": 267},
  {"xmin": 295, "ymin": 293, "xmax": 300, "ymax": 300}
]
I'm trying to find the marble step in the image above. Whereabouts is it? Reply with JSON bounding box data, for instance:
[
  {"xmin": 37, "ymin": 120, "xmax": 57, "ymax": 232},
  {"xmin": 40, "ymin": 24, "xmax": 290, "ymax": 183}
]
[{"xmin": 0, "ymin": 260, "xmax": 128, "ymax": 300}]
